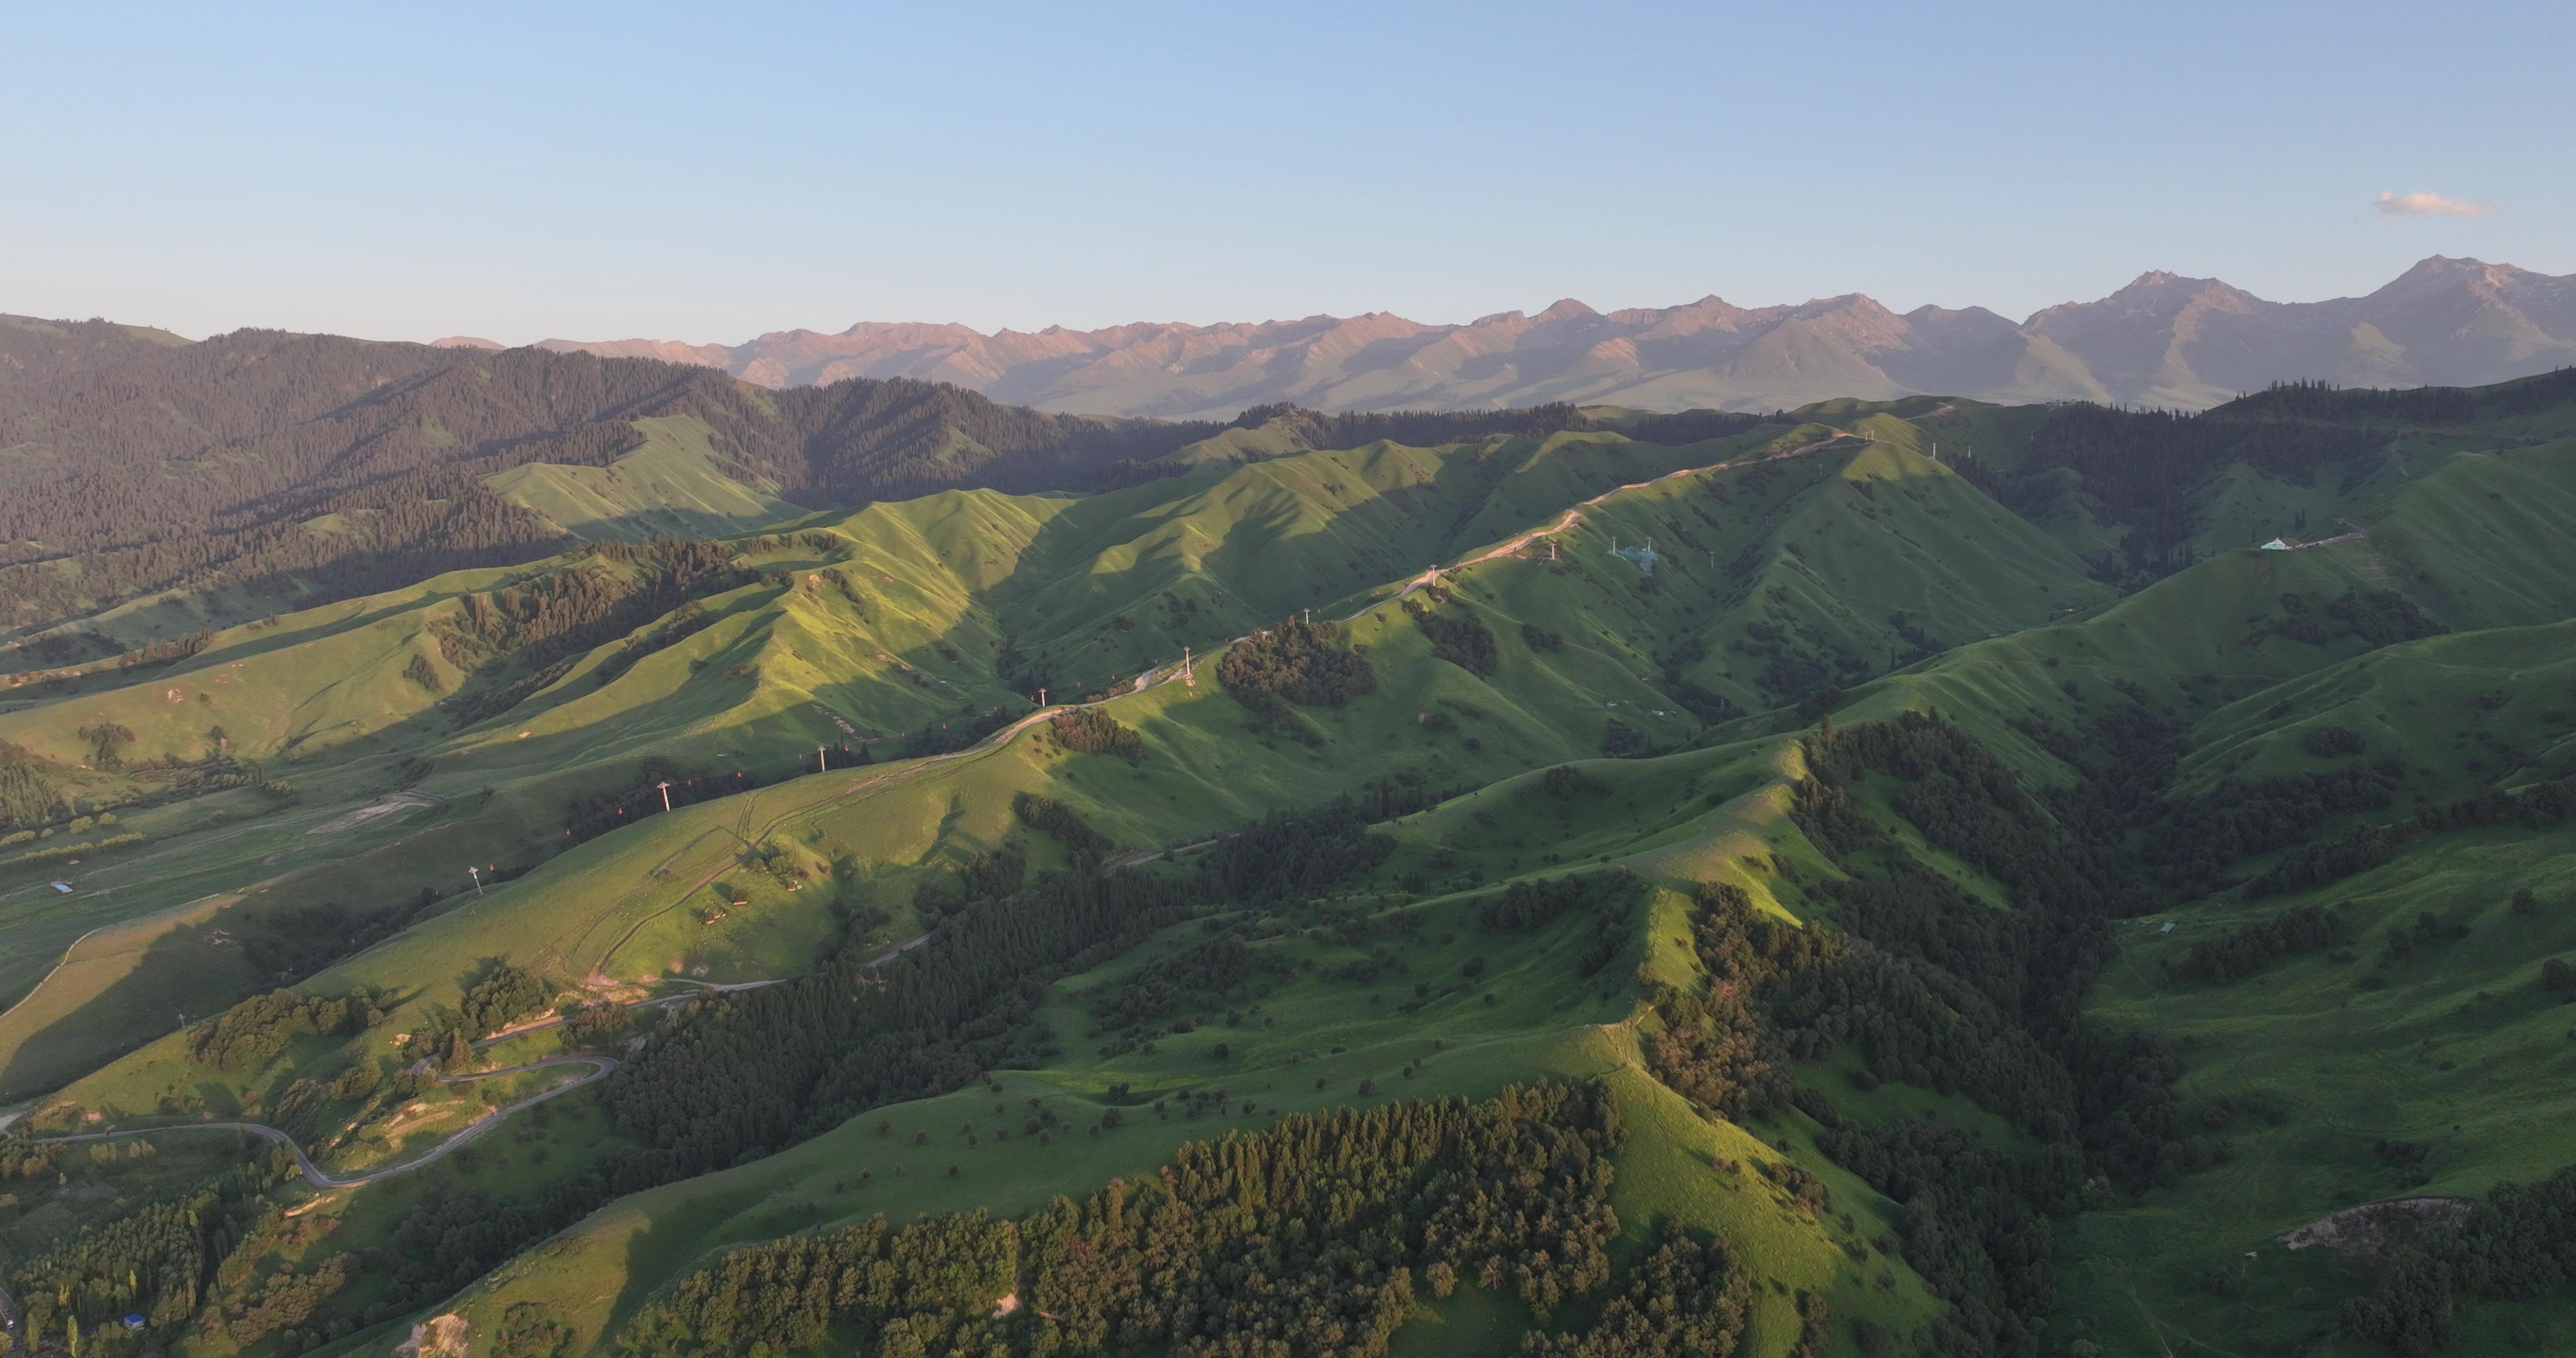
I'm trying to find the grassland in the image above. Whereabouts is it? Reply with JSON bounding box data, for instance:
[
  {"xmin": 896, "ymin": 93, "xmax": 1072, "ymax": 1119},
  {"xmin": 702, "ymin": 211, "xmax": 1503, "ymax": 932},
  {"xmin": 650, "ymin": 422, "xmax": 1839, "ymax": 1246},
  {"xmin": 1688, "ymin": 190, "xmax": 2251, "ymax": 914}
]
[{"xmin": 5, "ymin": 384, "xmax": 2576, "ymax": 1356}]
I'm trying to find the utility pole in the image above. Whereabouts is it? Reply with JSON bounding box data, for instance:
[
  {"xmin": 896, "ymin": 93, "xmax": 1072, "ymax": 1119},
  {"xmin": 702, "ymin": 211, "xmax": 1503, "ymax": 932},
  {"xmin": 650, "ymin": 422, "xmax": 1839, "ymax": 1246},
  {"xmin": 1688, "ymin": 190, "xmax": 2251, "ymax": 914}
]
[
  {"xmin": 656, "ymin": 781, "xmax": 673, "ymax": 812},
  {"xmin": 1183, "ymin": 647, "xmax": 1194, "ymax": 686},
  {"xmin": 468, "ymin": 866, "xmax": 483, "ymax": 897}
]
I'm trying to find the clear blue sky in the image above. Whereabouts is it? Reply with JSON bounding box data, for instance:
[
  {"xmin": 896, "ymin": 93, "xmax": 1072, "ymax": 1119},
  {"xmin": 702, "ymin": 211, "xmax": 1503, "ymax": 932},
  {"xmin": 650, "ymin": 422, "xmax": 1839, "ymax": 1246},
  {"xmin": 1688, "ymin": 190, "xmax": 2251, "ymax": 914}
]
[{"xmin": 3, "ymin": 1, "xmax": 2566, "ymax": 344}]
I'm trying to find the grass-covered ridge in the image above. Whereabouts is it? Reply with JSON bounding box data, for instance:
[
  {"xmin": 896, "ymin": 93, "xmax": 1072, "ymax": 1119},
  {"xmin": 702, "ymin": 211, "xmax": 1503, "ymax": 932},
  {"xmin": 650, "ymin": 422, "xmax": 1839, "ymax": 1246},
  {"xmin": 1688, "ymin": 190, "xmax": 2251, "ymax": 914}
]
[{"xmin": 4, "ymin": 376, "xmax": 2576, "ymax": 1356}]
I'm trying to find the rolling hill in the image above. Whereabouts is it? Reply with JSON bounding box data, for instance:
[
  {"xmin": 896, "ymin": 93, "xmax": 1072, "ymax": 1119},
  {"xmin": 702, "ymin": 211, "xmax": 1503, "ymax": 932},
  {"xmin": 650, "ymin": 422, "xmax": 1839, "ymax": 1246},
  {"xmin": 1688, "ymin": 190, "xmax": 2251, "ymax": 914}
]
[{"xmin": 1, "ymin": 371, "xmax": 2574, "ymax": 1356}]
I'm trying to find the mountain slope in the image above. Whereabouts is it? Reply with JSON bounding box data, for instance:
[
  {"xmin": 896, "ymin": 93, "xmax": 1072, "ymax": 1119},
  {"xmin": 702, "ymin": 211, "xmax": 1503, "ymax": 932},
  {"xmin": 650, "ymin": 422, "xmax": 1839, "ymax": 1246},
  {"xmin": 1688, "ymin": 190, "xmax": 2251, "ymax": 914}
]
[{"xmin": 5, "ymin": 374, "xmax": 2576, "ymax": 1357}]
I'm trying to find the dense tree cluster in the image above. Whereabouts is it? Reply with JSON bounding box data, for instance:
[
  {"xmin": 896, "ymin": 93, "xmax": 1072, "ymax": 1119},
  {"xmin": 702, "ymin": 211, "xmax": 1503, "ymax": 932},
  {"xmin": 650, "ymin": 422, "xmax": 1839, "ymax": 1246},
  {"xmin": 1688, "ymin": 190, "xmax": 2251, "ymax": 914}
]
[
  {"xmin": 1227, "ymin": 401, "xmax": 1601, "ymax": 453},
  {"xmin": 1476, "ymin": 871, "xmax": 1640, "ymax": 976},
  {"xmin": 6, "ymin": 1146, "xmax": 294, "ymax": 1342},
  {"xmin": 607, "ymin": 797, "xmax": 1407, "ymax": 1181},
  {"xmin": 1616, "ymin": 407, "xmax": 1783, "ymax": 445},
  {"xmin": 1046, "ymin": 706, "xmax": 1142, "ymax": 758},
  {"xmin": 459, "ymin": 961, "xmax": 551, "ymax": 1036},
  {"xmin": 1013, "ymin": 791, "xmax": 1112, "ymax": 857},
  {"xmin": 0, "ymin": 737, "xmax": 69, "ymax": 829},
  {"xmin": 1642, "ymin": 712, "xmax": 2227, "ymax": 1354},
  {"xmin": 1218, "ymin": 616, "xmax": 1377, "ymax": 706},
  {"xmin": 2218, "ymin": 378, "xmax": 2481, "ymax": 424},
  {"xmin": 622, "ymin": 1211, "xmax": 1015, "ymax": 1356},
  {"xmin": 2013, "ymin": 703, "xmax": 2409, "ymax": 896},
  {"xmin": 1770, "ymin": 703, "xmax": 2576, "ymax": 1347},
  {"xmin": 1404, "ymin": 599, "xmax": 1500, "ymax": 676},
  {"xmin": 189, "ymin": 988, "xmax": 388, "ymax": 1071},
  {"xmin": 623, "ymin": 1081, "xmax": 1625, "ymax": 1358},
  {"xmin": 1519, "ymin": 1221, "xmax": 1752, "ymax": 1358},
  {"xmin": 1083, "ymin": 932, "xmax": 1290, "ymax": 1035},
  {"xmin": 1645, "ymin": 881, "xmax": 1832, "ymax": 1120},
  {"xmin": 1958, "ymin": 400, "xmax": 2396, "ymax": 584},
  {"xmin": 2255, "ymin": 775, "xmax": 2575, "ymax": 896},
  {"xmin": 2162, "ymin": 904, "xmax": 2343, "ymax": 985},
  {"xmin": 2343, "ymin": 1166, "xmax": 2576, "ymax": 1354},
  {"xmin": 224, "ymin": 1254, "xmax": 350, "ymax": 1347},
  {"xmin": 1188, "ymin": 797, "xmax": 1403, "ymax": 905},
  {"xmin": 431, "ymin": 538, "xmax": 751, "ymax": 724}
]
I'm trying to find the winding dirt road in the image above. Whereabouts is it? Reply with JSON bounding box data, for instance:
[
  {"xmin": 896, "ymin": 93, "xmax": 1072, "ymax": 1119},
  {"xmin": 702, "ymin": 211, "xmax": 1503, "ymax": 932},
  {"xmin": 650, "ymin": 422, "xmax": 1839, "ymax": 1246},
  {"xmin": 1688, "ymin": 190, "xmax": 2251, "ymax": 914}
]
[{"xmin": 31, "ymin": 1055, "xmax": 614, "ymax": 1190}]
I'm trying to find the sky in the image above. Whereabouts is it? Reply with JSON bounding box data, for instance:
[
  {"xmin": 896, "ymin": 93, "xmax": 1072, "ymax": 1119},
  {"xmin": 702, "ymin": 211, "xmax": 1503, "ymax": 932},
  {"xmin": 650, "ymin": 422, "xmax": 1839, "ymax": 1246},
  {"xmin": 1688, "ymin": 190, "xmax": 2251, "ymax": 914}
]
[{"xmin": 3, "ymin": 1, "xmax": 2568, "ymax": 345}]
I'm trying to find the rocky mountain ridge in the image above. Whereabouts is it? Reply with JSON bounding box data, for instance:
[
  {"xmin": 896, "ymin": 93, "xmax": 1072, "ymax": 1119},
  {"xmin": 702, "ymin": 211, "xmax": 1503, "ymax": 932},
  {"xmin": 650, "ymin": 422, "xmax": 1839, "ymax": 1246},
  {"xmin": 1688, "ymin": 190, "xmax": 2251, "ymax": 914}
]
[{"xmin": 489, "ymin": 256, "xmax": 2576, "ymax": 416}]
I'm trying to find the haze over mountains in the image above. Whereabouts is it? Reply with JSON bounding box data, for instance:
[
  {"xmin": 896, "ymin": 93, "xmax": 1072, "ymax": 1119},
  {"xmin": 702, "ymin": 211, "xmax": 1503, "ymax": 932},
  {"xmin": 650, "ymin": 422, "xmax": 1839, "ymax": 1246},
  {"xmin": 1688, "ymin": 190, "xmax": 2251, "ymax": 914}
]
[{"xmin": 478, "ymin": 256, "xmax": 2576, "ymax": 417}]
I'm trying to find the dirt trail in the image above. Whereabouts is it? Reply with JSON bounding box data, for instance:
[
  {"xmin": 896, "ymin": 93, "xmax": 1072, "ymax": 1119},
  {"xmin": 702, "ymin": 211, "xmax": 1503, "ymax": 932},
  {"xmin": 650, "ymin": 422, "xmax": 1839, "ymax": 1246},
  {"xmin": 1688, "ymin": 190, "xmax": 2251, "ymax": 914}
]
[
  {"xmin": 1348, "ymin": 430, "xmax": 1866, "ymax": 616},
  {"xmin": 33, "ymin": 1055, "xmax": 614, "ymax": 1189},
  {"xmin": 587, "ymin": 425, "xmax": 1878, "ymax": 982}
]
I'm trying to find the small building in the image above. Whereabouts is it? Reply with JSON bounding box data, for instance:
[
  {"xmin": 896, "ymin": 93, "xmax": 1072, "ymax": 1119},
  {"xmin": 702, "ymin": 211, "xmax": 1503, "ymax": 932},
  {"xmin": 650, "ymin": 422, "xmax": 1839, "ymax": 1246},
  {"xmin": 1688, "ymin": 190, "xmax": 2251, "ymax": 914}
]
[{"xmin": 2258, "ymin": 538, "xmax": 2293, "ymax": 551}]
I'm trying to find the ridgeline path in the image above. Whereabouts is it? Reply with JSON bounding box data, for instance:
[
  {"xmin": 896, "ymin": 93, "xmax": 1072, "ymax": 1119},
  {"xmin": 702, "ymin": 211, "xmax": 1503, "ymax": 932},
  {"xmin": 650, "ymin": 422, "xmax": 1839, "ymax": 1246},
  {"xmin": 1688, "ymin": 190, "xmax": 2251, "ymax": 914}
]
[{"xmin": 582, "ymin": 424, "xmax": 1878, "ymax": 984}]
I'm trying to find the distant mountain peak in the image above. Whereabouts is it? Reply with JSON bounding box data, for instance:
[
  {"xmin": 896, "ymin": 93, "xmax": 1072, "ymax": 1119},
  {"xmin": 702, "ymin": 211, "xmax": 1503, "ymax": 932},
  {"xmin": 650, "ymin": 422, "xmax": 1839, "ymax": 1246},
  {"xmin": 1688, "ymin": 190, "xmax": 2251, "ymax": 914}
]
[
  {"xmin": 430, "ymin": 335, "xmax": 503, "ymax": 350},
  {"xmin": 523, "ymin": 259, "xmax": 2574, "ymax": 416}
]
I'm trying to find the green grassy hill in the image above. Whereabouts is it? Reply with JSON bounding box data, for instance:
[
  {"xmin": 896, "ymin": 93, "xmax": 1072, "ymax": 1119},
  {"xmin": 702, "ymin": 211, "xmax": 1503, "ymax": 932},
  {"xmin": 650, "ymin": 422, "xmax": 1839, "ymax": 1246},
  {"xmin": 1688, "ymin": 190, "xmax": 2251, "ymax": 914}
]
[
  {"xmin": 5, "ymin": 376, "xmax": 2576, "ymax": 1357},
  {"xmin": 0, "ymin": 413, "xmax": 2102, "ymax": 1096}
]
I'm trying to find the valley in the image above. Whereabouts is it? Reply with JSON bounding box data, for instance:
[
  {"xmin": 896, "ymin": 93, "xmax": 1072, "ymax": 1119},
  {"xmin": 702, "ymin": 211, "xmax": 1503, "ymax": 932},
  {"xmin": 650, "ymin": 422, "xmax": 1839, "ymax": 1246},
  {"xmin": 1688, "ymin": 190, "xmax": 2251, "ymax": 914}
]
[{"xmin": 0, "ymin": 360, "xmax": 2571, "ymax": 1357}]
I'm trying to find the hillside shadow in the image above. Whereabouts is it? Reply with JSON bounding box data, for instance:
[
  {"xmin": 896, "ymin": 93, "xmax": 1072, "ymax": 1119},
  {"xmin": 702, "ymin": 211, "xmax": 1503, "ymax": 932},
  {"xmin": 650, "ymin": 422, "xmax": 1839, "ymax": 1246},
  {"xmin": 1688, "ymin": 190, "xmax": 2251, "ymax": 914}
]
[
  {"xmin": 0, "ymin": 900, "xmax": 257, "ymax": 1100},
  {"xmin": 0, "ymin": 879, "xmax": 448, "ymax": 1101},
  {"xmin": 972, "ymin": 437, "xmax": 1545, "ymax": 689},
  {"xmin": 3, "ymin": 566, "xmax": 530, "ymax": 706}
]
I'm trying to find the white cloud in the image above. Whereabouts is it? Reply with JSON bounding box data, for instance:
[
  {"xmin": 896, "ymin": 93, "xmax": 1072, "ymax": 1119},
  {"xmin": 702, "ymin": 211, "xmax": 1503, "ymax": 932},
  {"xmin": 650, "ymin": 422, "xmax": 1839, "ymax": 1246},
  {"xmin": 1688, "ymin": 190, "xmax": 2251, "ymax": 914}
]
[{"xmin": 2374, "ymin": 191, "xmax": 2496, "ymax": 218}]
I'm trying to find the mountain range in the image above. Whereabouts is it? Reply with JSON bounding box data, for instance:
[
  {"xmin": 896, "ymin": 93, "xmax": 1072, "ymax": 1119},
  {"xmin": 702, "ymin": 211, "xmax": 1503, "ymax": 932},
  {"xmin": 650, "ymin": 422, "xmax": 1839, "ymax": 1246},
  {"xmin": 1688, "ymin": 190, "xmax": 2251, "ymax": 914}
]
[{"xmin": 464, "ymin": 256, "xmax": 2576, "ymax": 417}]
